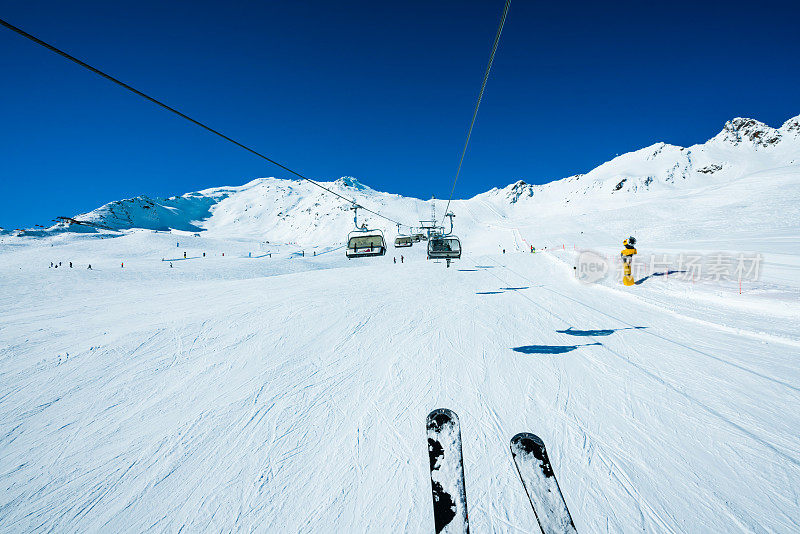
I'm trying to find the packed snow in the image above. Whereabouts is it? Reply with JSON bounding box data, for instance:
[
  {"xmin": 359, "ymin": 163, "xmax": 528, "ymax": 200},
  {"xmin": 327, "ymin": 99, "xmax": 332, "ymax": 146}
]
[{"xmin": 1, "ymin": 115, "xmax": 799, "ymax": 532}]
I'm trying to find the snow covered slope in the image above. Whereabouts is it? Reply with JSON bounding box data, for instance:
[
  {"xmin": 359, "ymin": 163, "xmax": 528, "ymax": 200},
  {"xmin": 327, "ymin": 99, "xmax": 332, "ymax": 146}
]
[
  {"xmin": 1, "ymin": 114, "xmax": 799, "ymax": 532},
  {"xmin": 60, "ymin": 176, "xmax": 428, "ymax": 247}
]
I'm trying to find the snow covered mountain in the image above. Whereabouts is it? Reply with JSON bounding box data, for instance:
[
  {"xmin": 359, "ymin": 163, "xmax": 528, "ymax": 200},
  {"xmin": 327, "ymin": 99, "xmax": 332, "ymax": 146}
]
[
  {"xmin": 489, "ymin": 114, "xmax": 799, "ymax": 201},
  {"xmin": 40, "ymin": 113, "xmax": 798, "ymax": 254}
]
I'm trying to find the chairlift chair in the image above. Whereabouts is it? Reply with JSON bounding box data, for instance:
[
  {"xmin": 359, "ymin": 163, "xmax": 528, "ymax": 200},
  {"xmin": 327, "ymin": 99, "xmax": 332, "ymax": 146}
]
[
  {"xmin": 346, "ymin": 228, "xmax": 387, "ymax": 258},
  {"xmin": 427, "ymin": 235, "xmax": 461, "ymax": 260},
  {"xmin": 346, "ymin": 203, "xmax": 387, "ymax": 258},
  {"xmin": 394, "ymin": 234, "xmax": 413, "ymax": 248},
  {"xmin": 427, "ymin": 211, "xmax": 461, "ymax": 261}
]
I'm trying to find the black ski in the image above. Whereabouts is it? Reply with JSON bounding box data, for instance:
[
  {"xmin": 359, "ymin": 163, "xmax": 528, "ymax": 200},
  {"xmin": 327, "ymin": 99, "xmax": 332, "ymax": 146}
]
[
  {"xmin": 426, "ymin": 408, "xmax": 469, "ymax": 533},
  {"xmin": 510, "ymin": 433, "xmax": 576, "ymax": 534}
]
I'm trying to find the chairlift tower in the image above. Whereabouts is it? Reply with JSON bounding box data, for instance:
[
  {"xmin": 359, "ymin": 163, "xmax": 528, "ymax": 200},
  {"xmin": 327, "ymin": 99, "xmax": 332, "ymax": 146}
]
[{"xmin": 418, "ymin": 195, "xmax": 444, "ymax": 239}]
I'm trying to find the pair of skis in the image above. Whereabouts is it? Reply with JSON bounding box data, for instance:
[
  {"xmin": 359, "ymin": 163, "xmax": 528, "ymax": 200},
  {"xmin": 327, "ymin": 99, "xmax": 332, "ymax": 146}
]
[{"xmin": 426, "ymin": 409, "xmax": 576, "ymax": 534}]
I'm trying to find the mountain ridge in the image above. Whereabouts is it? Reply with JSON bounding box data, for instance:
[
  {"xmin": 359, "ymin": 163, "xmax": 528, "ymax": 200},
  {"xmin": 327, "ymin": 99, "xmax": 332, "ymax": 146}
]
[{"xmin": 14, "ymin": 112, "xmax": 799, "ymax": 241}]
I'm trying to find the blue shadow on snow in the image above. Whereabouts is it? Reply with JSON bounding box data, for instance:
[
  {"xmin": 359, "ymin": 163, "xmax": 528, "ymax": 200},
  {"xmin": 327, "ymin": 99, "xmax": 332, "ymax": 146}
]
[
  {"xmin": 556, "ymin": 326, "xmax": 647, "ymax": 337},
  {"xmin": 162, "ymin": 256, "xmax": 202, "ymax": 262},
  {"xmin": 635, "ymin": 270, "xmax": 687, "ymax": 285},
  {"xmin": 513, "ymin": 342, "xmax": 602, "ymax": 354},
  {"xmin": 476, "ymin": 291, "xmax": 503, "ymax": 295}
]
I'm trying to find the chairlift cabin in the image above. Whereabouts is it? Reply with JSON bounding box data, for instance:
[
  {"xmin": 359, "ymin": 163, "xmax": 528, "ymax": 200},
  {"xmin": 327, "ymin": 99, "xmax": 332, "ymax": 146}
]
[
  {"xmin": 427, "ymin": 235, "xmax": 461, "ymax": 260},
  {"xmin": 346, "ymin": 228, "xmax": 386, "ymax": 258},
  {"xmin": 394, "ymin": 235, "xmax": 413, "ymax": 247}
]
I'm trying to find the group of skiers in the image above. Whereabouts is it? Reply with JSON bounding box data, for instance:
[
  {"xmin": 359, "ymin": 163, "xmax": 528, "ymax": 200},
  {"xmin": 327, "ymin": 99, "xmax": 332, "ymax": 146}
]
[
  {"xmin": 393, "ymin": 255, "xmax": 404, "ymax": 264},
  {"xmin": 49, "ymin": 261, "xmax": 88, "ymax": 269}
]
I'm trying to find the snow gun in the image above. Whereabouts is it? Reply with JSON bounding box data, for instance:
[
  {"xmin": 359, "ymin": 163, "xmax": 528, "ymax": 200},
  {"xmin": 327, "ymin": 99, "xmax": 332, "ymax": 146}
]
[{"xmin": 621, "ymin": 236, "xmax": 637, "ymax": 286}]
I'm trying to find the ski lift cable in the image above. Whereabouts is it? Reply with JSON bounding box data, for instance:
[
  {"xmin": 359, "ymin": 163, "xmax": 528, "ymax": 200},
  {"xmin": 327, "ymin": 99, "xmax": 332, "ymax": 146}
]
[
  {"xmin": 440, "ymin": 0, "xmax": 510, "ymax": 227},
  {"xmin": 0, "ymin": 17, "xmax": 410, "ymax": 229}
]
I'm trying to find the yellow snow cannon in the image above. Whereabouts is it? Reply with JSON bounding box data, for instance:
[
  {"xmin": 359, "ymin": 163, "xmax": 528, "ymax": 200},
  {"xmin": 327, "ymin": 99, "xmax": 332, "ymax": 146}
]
[{"xmin": 621, "ymin": 237, "xmax": 637, "ymax": 286}]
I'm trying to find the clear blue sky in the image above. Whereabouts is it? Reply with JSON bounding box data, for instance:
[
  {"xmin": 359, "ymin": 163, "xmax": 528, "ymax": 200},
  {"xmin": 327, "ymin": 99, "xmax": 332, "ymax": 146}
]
[{"xmin": 1, "ymin": 0, "xmax": 798, "ymax": 229}]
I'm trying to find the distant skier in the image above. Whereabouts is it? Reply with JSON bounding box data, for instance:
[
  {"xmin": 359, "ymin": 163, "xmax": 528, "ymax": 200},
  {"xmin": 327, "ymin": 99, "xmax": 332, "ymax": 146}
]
[
  {"xmin": 393, "ymin": 257, "xmax": 396, "ymax": 264},
  {"xmin": 503, "ymin": 249, "xmax": 506, "ymax": 254},
  {"xmin": 183, "ymin": 251, "xmax": 187, "ymax": 259},
  {"xmin": 170, "ymin": 262, "xmax": 173, "ymax": 268},
  {"xmin": 87, "ymin": 264, "xmax": 92, "ymax": 269},
  {"xmin": 400, "ymin": 255, "xmax": 404, "ymax": 264},
  {"xmin": 69, "ymin": 262, "xmax": 72, "ymax": 268}
]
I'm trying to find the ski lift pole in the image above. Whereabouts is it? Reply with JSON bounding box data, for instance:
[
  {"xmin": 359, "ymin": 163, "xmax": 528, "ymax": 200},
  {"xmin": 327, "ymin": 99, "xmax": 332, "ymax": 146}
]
[{"xmin": 445, "ymin": 212, "xmax": 456, "ymax": 235}]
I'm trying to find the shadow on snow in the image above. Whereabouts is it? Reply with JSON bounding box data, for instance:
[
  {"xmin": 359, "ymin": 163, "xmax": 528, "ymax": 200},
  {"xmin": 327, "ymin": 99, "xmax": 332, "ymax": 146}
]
[
  {"xmin": 476, "ymin": 286, "xmax": 530, "ymax": 295},
  {"xmin": 512, "ymin": 342, "xmax": 602, "ymax": 354},
  {"xmin": 635, "ymin": 270, "xmax": 687, "ymax": 285},
  {"xmin": 556, "ymin": 326, "xmax": 647, "ymax": 337}
]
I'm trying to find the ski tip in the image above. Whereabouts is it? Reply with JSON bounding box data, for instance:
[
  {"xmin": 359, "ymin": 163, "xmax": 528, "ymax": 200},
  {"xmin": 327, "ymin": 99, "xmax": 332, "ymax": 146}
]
[
  {"xmin": 510, "ymin": 432, "xmax": 544, "ymax": 452},
  {"xmin": 427, "ymin": 408, "xmax": 458, "ymax": 430}
]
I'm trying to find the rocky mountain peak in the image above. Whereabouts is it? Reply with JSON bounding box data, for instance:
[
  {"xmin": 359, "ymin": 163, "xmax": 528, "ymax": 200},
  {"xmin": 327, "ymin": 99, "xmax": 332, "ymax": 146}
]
[
  {"xmin": 335, "ymin": 176, "xmax": 367, "ymax": 190},
  {"xmin": 716, "ymin": 117, "xmax": 781, "ymax": 147}
]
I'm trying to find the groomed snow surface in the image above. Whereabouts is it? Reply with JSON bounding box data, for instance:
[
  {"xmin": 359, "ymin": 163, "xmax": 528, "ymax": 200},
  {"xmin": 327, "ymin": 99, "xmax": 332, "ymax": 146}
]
[{"xmin": 1, "ymin": 115, "xmax": 799, "ymax": 532}]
